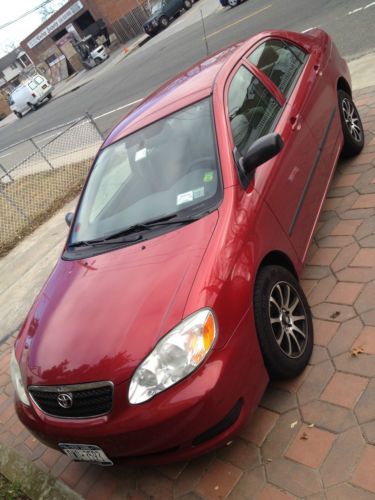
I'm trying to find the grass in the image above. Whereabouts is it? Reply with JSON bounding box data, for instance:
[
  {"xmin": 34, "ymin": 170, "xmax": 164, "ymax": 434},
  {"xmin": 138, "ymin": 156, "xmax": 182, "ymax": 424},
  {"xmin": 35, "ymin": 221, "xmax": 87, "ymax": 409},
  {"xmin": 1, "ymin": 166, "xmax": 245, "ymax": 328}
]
[
  {"xmin": 0, "ymin": 159, "xmax": 92, "ymax": 257},
  {"xmin": 0, "ymin": 474, "xmax": 29, "ymax": 500}
]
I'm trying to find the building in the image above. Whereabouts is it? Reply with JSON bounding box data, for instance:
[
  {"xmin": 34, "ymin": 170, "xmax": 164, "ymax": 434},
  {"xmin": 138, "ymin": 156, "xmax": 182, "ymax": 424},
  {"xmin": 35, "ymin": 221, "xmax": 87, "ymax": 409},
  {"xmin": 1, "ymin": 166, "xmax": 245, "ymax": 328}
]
[
  {"xmin": 20, "ymin": 0, "xmax": 150, "ymax": 82},
  {"xmin": 0, "ymin": 49, "xmax": 34, "ymax": 91}
]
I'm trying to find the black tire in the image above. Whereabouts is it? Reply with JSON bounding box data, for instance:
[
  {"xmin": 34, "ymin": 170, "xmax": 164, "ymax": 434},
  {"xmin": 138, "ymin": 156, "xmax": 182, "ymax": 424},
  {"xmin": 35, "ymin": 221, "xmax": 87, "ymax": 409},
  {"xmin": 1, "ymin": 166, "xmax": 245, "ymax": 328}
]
[
  {"xmin": 338, "ymin": 90, "xmax": 364, "ymax": 157},
  {"xmin": 253, "ymin": 265, "xmax": 313, "ymax": 379},
  {"xmin": 184, "ymin": 0, "xmax": 192, "ymax": 9},
  {"xmin": 159, "ymin": 16, "xmax": 169, "ymax": 29},
  {"xmin": 94, "ymin": 58, "xmax": 102, "ymax": 65},
  {"xmin": 14, "ymin": 111, "xmax": 22, "ymax": 119},
  {"xmin": 227, "ymin": 0, "xmax": 238, "ymax": 7},
  {"xmin": 28, "ymin": 102, "xmax": 37, "ymax": 111},
  {"xmin": 47, "ymin": 93, "xmax": 52, "ymax": 100}
]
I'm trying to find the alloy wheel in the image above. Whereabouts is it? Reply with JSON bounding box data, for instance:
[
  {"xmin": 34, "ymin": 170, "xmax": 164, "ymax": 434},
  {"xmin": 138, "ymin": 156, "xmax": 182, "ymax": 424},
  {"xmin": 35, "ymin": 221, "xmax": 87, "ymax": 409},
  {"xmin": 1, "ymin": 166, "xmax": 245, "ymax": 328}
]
[
  {"xmin": 268, "ymin": 281, "xmax": 308, "ymax": 359},
  {"xmin": 342, "ymin": 97, "xmax": 362, "ymax": 143}
]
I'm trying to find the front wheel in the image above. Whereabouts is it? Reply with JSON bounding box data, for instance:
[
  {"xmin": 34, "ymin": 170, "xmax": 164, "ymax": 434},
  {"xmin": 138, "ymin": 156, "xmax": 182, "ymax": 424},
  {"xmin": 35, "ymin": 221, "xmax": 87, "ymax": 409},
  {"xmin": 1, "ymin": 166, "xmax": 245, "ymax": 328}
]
[
  {"xmin": 338, "ymin": 90, "xmax": 364, "ymax": 157},
  {"xmin": 28, "ymin": 102, "xmax": 37, "ymax": 111},
  {"xmin": 14, "ymin": 111, "xmax": 22, "ymax": 119},
  {"xmin": 228, "ymin": 0, "xmax": 238, "ymax": 7},
  {"xmin": 253, "ymin": 265, "xmax": 313, "ymax": 379},
  {"xmin": 159, "ymin": 16, "xmax": 169, "ymax": 29},
  {"xmin": 184, "ymin": 0, "xmax": 192, "ymax": 8}
]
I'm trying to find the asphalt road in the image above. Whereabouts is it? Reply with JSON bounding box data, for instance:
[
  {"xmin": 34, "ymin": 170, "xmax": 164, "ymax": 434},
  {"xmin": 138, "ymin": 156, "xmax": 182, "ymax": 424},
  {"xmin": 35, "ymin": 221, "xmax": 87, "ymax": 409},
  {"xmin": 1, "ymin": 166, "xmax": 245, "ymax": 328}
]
[{"xmin": 1, "ymin": 0, "xmax": 375, "ymax": 158}]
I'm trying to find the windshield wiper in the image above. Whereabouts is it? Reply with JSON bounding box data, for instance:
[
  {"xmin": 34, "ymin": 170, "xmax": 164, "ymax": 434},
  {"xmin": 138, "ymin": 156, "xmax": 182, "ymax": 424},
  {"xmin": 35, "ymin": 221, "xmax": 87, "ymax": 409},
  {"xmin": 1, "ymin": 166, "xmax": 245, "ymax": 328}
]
[{"xmin": 69, "ymin": 213, "xmax": 201, "ymax": 248}]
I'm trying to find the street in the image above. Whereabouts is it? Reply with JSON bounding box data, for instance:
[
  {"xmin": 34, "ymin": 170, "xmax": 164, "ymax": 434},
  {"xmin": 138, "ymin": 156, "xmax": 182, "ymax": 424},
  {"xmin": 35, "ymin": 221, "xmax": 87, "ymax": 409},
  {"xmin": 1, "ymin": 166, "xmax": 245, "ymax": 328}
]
[{"xmin": 1, "ymin": 0, "xmax": 375, "ymax": 157}]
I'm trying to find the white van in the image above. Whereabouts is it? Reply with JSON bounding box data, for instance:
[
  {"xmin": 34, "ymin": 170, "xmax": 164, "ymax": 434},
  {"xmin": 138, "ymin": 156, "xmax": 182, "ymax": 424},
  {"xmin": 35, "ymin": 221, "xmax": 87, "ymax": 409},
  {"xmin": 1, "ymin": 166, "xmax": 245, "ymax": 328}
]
[{"xmin": 8, "ymin": 75, "xmax": 54, "ymax": 118}]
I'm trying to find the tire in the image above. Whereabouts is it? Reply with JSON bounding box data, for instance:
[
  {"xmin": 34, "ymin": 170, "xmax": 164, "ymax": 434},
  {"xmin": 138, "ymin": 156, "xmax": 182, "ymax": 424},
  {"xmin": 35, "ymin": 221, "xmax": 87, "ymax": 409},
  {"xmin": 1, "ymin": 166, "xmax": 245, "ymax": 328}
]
[
  {"xmin": 159, "ymin": 16, "xmax": 169, "ymax": 29},
  {"xmin": 338, "ymin": 90, "xmax": 364, "ymax": 157},
  {"xmin": 28, "ymin": 102, "xmax": 37, "ymax": 111},
  {"xmin": 228, "ymin": 0, "xmax": 238, "ymax": 7},
  {"xmin": 94, "ymin": 58, "xmax": 102, "ymax": 65},
  {"xmin": 47, "ymin": 93, "xmax": 52, "ymax": 100},
  {"xmin": 184, "ymin": 0, "xmax": 192, "ymax": 9},
  {"xmin": 14, "ymin": 111, "xmax": 22, "ymax": 119},
  {"xmin": 253, "ymin": 265, "xmax": 313, "ymax": 379}
]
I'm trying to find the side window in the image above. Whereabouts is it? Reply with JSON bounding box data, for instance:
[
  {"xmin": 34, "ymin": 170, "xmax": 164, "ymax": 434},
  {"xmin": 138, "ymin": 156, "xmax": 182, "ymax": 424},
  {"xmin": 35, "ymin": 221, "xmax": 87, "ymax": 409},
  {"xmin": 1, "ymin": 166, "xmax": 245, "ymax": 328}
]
[
  {"xmin": 34, "ymin": 76, "xmax": 44, "ymax": 85},
  {"xmin": 248, "ymin": 40, "xmax": 307, "ymax": 96},
  {"xmin": 28, "ymin": 81, "xmax": 37, "ymax": 91},
  {"xmin": 228, "ymin": 66, "xmax": 281, "ymax": 156}
]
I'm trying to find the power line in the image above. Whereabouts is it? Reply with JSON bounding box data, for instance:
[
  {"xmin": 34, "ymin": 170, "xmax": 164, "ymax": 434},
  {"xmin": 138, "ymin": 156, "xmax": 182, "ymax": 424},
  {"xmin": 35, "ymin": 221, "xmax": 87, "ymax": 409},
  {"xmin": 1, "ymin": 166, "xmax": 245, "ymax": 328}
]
[{"xmin": 0, "ymin": 0, "xmax": 59, "ymax": 31}]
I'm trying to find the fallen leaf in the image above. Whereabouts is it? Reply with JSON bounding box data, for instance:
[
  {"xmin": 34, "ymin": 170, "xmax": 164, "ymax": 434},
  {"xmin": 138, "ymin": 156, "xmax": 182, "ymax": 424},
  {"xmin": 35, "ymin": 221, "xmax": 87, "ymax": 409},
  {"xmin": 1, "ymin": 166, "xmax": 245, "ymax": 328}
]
[
  {"xmin": 307, "ymin": 423, "xmax": 315, "ymax": 428},
  {"xmin": 290, "ymin": 421, "xmax": 298, "ymax": 429},
  {"xmin": 351, "ymin": 346, "xmax": 365, "ymax": 357},
  {"xmin": 300, "ymin": 432, "xmax": 308, "ymax": 440},
  {"xmin": 214, "ymin": 486, "xmax": 219, "ymax": 491},
  {"xmin": 330, "ymin": 311, "xmax": 340, "ymax": 319}
]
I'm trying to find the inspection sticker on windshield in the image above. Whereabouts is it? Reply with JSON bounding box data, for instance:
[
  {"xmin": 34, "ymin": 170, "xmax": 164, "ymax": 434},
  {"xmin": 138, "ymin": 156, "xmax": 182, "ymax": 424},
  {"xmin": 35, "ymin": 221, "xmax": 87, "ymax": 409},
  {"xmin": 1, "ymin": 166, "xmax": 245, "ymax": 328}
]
[
  {"xmin": 203, "ymin": 171, "xmax": 214, "ymax": 183},
  {"xmin": 177, "ymin": 187, "xmax": 204, "ymax": 206},
  {"xmin": 135, "ymin": 148, "xmax": 147, "ymax": 161}
]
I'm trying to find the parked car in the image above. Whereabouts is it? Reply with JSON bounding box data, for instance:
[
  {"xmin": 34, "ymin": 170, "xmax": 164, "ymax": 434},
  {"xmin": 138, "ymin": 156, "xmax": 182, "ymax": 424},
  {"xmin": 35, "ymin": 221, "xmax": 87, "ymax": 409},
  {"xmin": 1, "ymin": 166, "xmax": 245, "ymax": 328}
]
[
  {"xmin": 11, "ymin": 30, "xmax": 363, "ymax": 466},
  {"xmin": 143, "ymin": 0, "xmax": 193, "ymax": 36},
  {"xmin": 8, "ymin": 75, "xmax": 53, "ymax": 118}
]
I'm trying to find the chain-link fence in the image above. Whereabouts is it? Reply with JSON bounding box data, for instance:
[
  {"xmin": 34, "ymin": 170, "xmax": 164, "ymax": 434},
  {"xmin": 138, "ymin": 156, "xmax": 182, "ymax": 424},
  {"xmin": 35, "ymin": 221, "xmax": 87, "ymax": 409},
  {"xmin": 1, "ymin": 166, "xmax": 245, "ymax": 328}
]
[{"xmin": 0, "ymin": 115, "xmax": 103, "ymax": 256}]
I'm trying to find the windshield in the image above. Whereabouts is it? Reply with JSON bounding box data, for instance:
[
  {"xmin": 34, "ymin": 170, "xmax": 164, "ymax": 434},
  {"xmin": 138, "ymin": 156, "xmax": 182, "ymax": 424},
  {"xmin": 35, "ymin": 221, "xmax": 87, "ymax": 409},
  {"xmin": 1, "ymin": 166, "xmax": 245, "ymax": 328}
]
[
  {"xmin": 151, "ymin": 1, "xmax": 162, "ymax": 13},
  {"xmin": 69, "ymin": 98, "xmax": 221, "ymax": 246}
]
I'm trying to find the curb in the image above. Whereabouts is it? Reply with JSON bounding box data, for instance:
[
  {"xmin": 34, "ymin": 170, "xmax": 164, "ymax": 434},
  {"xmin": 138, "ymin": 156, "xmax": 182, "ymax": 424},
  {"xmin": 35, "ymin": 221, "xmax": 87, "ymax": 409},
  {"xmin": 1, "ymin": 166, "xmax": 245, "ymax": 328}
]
[{"xmin": 0, "ymin": 443, "xmax": 81, "ymax": 500}]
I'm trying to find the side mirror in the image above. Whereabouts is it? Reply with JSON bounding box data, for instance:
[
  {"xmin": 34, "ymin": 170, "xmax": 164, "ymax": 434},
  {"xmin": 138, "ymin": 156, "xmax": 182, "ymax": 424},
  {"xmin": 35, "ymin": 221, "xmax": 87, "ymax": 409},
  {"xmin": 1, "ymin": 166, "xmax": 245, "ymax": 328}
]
[
  {"xmin": 243, "ymin": 133, "xmax": 284, "ymax": 174},
  {"xmin": 65, "ymin": 212, "xmax": 74, "ymax": 227}
]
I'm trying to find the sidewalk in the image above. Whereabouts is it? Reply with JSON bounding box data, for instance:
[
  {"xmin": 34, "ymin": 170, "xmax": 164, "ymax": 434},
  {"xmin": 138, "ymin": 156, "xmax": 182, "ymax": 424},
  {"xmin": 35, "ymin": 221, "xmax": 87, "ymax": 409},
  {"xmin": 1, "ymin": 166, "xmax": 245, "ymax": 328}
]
[{"xmin": 0, "ymin": 86, "xmax": 375, "ymax": 498}]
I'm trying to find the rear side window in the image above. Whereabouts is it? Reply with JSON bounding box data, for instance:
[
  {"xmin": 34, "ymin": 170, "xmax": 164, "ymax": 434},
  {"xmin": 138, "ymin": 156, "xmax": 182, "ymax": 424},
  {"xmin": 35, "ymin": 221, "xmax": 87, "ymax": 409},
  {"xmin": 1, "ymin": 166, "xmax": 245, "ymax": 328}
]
[
  {"xmin": 35, "ymin": 76, "xmax": 44, "ymax": 84},
  {"xmin": 228, "ymin": 66, "xmax": 281, "ymax": 156},
  {"xmin": 248, "ymin": 40, "xmax": 307, "ymax": 96},
  {"xmin": 28, "ymin": 81, "xmax": 37, "ymax": 90}
]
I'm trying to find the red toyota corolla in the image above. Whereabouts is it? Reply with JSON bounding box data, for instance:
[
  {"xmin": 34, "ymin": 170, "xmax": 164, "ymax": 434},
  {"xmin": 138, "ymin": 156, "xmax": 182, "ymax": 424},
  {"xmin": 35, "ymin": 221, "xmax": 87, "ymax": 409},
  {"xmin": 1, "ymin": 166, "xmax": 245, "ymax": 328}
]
[{"xmin": 11, "ymin": 30, "xmax": 363, "ymax": 465}]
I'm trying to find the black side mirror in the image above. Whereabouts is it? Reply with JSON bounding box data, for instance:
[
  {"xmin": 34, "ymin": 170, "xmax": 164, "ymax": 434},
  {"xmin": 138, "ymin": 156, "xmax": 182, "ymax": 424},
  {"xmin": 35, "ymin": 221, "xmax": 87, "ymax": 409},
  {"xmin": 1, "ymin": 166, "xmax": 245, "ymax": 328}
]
[
  {"xmin": 65, "ymin": 212, "xmax": 74, "ymax": 227},
  {"xmin": 243, "ymin": 133, "xmax": 284, "ymax": 174}
]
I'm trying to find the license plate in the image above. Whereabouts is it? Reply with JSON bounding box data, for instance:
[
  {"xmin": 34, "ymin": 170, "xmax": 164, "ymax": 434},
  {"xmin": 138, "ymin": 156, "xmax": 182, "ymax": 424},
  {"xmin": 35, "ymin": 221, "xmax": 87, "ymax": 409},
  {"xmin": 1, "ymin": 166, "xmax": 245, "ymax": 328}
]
[{"xmin": 59, "ymin": 443, "xmax": 113, "ymax": 466}]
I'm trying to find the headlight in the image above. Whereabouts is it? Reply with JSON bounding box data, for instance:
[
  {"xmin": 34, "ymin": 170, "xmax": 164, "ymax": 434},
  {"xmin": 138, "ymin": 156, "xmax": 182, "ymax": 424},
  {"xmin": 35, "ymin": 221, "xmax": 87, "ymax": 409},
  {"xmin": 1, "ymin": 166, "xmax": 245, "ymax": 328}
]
[
  {"xmin": 129, "ymin": 308, "xmax": 217, "ymax": 404},
  {"xmin": 10, "ymin": 349, "xmax": 30, "ymax": 407}
]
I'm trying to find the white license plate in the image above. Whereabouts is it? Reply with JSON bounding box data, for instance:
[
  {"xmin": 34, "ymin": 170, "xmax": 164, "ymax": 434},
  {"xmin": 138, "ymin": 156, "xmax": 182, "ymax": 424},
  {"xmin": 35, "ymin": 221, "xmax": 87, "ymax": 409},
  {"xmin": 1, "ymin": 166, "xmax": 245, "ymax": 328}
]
[{"xmin": 59, "ymin": 443, "xmax": 113, "ymax": 466}]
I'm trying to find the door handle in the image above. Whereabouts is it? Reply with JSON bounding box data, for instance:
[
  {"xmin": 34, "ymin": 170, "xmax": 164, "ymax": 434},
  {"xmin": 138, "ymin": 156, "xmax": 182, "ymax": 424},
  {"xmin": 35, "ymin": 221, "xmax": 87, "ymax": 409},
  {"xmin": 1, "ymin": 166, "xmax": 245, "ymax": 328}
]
[{"xmin": 290, "ymin": 114, "xmax": 302, "ymax": 131}]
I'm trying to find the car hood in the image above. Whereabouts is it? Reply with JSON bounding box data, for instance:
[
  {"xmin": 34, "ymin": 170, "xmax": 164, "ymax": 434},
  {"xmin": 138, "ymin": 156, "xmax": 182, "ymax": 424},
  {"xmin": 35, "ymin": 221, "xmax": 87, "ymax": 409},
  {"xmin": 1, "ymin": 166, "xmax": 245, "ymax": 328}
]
[{"xmin": 19, "ymin": 212, "xmax": 218, "ymax": 387}]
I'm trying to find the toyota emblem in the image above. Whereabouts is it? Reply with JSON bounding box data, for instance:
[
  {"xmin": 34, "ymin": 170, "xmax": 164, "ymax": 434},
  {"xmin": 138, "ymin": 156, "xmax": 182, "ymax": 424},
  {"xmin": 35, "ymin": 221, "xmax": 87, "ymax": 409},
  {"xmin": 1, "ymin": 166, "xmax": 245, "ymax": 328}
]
[{"xmin": 57, "ymin": 393, "xmax": 73, "ymax": 409}]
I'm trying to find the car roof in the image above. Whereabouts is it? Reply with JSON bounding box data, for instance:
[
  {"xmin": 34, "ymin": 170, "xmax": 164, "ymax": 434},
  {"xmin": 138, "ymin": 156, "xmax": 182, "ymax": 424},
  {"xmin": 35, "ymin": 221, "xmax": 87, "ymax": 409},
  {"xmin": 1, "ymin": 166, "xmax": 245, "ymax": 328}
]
[{"xmin": 102, "ymin": 30, "xmax": 313, "ymax": 148}]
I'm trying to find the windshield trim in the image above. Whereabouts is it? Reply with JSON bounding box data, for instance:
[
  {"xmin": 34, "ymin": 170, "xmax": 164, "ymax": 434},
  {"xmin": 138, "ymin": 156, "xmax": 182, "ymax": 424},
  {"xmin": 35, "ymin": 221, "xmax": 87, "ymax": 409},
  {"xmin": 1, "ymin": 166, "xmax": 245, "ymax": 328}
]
[{"xmin": 64, "ymin": 96, "xmax": 223, "ymax": 260}]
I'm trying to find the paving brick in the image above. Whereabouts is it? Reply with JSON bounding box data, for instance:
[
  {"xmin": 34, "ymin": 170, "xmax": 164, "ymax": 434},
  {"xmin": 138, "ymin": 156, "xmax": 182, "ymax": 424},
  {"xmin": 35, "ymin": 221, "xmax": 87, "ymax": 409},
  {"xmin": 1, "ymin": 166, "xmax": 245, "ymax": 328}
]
[
  {"xmin": 60, "ymin": 460, "xmax": 89, "ymax": 489},
  {"xmin": 260, "ymin": 387, "xmax": 298, "ymax": 414},
  {"xmin": 255, "ymin": 484, "xmax": 296, "ymax": 500},
  {"xmin": 261, "ymin": 409, "xmax": 301, "ymax": 460},
  {"xmin": 309, "ymin": 345, "xmax": 329, "ymax": 365},
  {"xmin": 86, "ymin": 470, "xmax": 120, "ymax": 500},
  {"xmin": 228, "ymin": 466, "xmax": 265, "ymax": 499},
  {"xmin": 309, "ymin": 248, "xmax": 340, "ymax": 266},
  {"xmin": 332, "ymin": 173, "xmax": 360, "ymax": 188},
  {"xmin": 320, "ymin": 427, "xmax": 365, "ymax": 487},
  {"xmin": 336, "ymin": 266, "xmax": 375, "ymax": 282},
  {"xmin": 285, "ymin": 425, "xmax": 336, "ymax": 468},
  {"xmin": 355, "ymin": 378, "xmax": 375, "ymax": 424},
  {"xmin": 301, "ymin": 279, "xmax": 318, "ymax": 297},
  {"xmin": 334, "ymin": 352, "xmax": 375, "ymax": 377},
  {"xmin": 313, "ymin": 319, "xmax": 339, "ymax": 347},
  {"xmin": 273, "ymin": 366, "xmax": 311, "ymax": 393},
  {"xmin": 196, "ymin": 459, "xmax": 242, "ymax": 499},
  {"xmin": 308, "ymin": 275, "xmax": 337, "ymax": 306},
  {"xmin": 362, "ymin": 421, "xmax": 375, "ymax": 445},
  {"xmin": 327, "ymin": 317, "xmax": 363, "ymax": 357},
  {"xmin": 300, "ymin": 401, "xmax": 357, "ymax": 433},
  {"xmin": 353, "ymin": 326, "xmax": 375, "ymax": 354},
  {"xmin": 326, "ymin": 483, "xmax": 375, "ymax": 500},
  {"xmin": 297, "ymin": 360, "xmax": 334, "ymax": 405},
  {"xmin": 351, "ymin": 445, "xmax": 375, "ymax": 493},
  {"xmin": 331, "ymin": 242, "xmax": 361, "ymax": 272},
  {"xmin": 318, "ymin": 235, "xmax": 354, "ymax": 248},
  {"xmin": 361, "ymin": 309, "xmax": 375, "ymax": 326},
  {"xmin": 156, "ymin": 461, "xmax": 187, "ymax": 480},
  {"xmin": 351, "ymin": 248, "xmax": 375, "ymax": 267},
  {"xmin": 320, "ymin": 372, "xmax": 368, "ymax": 408},
  {"xmin": 174, "ymin": 454, "xmax": 215, "ymax": 498},
  {"xmin": 266, "ymin": 458, "xmax": 322, "ymax": 497},
  {"xmin": 139, "ymin": 468, "xmax": 174, "ymax": 500},
  {"xmin": 327, "ymin": 282, "xmax": 364, "ymax": 305},
  {"xmin": 75, "ymin": 467, "xmax": 103, "ymax": 498},
  {"xmin": 352, "ymin": 193, "xmax": 375, "ymax": 209},
  {"xmin": 217, "ymin": 438, "xmax": 259, "ymax": 471},
  {"xmin": 240, "ymin": 407, "xmax": 278, "ymax": 447},
  {"xmin": 40, "ymin": 448, "xmax": 61, "ymax": 469},
  {"xmin": 354, "ymin": 282, "xmax": 375, "ymax": 315},
  {"xmin": 355, "ymin": 215, "xmax": 375, "ymax": 239},
  {"xmin": 311, "ymin": 303, "xmax": 356, "ymax": 322}
]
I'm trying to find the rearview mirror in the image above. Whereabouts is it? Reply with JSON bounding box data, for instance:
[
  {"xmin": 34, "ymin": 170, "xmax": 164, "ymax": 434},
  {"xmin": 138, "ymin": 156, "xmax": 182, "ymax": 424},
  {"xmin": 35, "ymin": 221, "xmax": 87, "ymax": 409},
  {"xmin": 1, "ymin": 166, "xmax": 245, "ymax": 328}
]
[
  {"xmin": 243, "ymin": 133, "xmax": 284, "ymax": 174},
  {"xmin": 65, "ymin": 212, "xmax": 74, "ymax": 227}
]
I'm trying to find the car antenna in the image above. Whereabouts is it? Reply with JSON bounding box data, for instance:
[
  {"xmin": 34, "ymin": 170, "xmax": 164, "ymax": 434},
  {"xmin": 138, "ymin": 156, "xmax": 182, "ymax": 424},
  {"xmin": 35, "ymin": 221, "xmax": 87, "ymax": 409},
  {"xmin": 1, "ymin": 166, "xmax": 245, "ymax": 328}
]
[{"xmin": 200, "ymin": 9, "xmax": 209, "ymax": 57}]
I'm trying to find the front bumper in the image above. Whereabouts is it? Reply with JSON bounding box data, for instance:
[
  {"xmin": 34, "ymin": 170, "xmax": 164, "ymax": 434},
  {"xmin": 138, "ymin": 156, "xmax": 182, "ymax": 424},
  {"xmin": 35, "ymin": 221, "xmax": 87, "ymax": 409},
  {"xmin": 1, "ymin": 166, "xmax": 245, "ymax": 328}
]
[{"xmin": 16, "ymin": 311, "xmax": 268, "ymax": 464}]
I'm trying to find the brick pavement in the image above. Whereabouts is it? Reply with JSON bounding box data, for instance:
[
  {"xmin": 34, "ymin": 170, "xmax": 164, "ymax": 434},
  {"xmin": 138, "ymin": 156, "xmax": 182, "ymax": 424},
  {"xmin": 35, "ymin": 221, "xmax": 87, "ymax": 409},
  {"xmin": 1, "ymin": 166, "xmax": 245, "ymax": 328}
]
[{"xmin": 1, "ymin": 87, "xmax": 375, "ymax": 499}]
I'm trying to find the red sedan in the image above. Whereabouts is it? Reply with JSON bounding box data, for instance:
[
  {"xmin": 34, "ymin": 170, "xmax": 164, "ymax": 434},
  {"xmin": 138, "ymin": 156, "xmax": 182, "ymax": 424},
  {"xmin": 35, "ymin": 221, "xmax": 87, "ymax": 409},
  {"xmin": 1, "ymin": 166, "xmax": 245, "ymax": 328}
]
[{"xmin": 11, "ymin": 30, "xmax": 363, "ymax": 465}]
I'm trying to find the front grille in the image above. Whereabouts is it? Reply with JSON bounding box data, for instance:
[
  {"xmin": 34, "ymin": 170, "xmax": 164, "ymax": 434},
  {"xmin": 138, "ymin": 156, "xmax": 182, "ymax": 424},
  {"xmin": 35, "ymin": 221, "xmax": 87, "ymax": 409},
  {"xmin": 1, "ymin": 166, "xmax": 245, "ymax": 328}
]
[{"xmin": 28, "ymin": 382, "xmax": 113, "ymax": 419}]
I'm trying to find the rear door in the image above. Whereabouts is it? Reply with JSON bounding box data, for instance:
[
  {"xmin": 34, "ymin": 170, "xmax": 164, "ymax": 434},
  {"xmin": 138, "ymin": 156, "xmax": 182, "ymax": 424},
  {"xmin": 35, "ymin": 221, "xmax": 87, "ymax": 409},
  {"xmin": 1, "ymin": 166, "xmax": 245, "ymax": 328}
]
[{"xmin": 246, "ymin": 36, "xmax": 335, "ymax": 260}]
